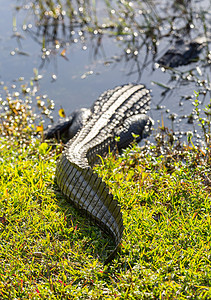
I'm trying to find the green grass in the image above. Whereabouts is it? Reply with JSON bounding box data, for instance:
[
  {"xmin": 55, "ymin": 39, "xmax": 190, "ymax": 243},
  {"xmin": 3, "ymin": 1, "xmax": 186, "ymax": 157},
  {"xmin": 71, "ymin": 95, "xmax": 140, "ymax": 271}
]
[
  {"xmin": 0, "ymin": 84, "xmax": 211, "ymax": 298},
  {"xmin": 0, "ymin": 134, "xmax": 210, "ymax": 298},
  {"xmin": 0, "ymin": 139, "xmax": 112, "ymax": 299}
]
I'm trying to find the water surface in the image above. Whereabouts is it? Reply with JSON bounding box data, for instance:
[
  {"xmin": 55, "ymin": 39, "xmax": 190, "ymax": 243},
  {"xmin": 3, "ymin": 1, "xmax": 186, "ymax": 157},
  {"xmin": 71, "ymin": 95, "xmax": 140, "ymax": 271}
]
[{"xmin": 0, "ymin": 0, "xmax": 210, "ymax": 144}]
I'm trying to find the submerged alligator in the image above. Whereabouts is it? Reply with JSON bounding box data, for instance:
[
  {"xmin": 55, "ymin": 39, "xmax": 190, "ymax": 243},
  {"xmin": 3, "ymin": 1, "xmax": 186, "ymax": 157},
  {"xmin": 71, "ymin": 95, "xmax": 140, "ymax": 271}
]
[
  {"xmin": 157, "ymin": 37, "xmax": 207, "ymax": 68},
  {"xmin": 45, "ymin": 84, "xmax": 152, "ymax": 263}
]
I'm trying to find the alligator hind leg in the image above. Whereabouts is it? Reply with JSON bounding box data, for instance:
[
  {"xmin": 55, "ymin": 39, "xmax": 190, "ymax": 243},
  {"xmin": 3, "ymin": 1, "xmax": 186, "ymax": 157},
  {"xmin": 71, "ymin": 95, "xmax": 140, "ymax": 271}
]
[
  {"xmin": 115, "ymin": 114, "xmax": 154, "ymax": 150},
  {"xmin": 44, "ymin": 108, "xmax": 91, "ymax": 142},
  {"xmin": 44, "ymin": 118, "xmax": 74, "ymax": 141}
]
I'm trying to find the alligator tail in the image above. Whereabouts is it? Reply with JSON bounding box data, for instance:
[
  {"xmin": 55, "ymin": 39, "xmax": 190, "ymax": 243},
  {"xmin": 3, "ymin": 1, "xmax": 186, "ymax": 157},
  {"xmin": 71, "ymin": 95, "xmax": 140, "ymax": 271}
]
[{"xmin": 56, "ymin": 152, "xmax": 124, "ymax": 263}]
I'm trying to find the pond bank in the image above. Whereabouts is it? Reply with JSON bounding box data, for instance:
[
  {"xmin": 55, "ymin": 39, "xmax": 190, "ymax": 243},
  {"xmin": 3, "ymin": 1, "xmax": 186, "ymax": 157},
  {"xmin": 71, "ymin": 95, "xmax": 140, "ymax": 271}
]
[
  {"xmin": 0, "ymin": 138, "xmax": 210, "ymax": 298},
  {"xmin": 0, "ymin": 98, "xmax": 210, "ymax": 298}
]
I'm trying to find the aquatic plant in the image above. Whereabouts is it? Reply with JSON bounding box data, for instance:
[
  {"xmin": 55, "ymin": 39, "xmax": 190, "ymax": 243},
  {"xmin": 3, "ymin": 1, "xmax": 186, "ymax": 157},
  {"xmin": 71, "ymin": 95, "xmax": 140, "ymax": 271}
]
[
  {"xmin": 0, "ymin": 70, "xmax": 54, "ymax": 143},
  {"xmin": 193, "ymin": 92, "xmax": 211, "ymax": 161},
  {"xmin": 17, "ymin": 0, "xmax": 210, "ymax": 65}
]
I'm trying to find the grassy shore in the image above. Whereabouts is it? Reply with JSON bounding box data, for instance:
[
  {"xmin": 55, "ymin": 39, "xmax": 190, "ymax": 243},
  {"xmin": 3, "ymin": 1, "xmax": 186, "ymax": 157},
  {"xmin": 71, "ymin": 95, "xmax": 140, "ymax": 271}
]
[
  {"xmin": 0, "ymin": 77, "xmax": 211, "ymax": 299},
  {"xmin": 0, "ymin": 122, "xmax": 210, "ymax": 299},
  {"xmin": 1, "ymin": 0, "xmax": 210, "ymax": 297}
]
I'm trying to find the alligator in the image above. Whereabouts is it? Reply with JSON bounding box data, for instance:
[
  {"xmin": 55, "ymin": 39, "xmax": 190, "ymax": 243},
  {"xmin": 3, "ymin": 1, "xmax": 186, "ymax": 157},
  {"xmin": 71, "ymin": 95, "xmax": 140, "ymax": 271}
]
[
  {"xmin": 157, "ymin": 37, "xmax": 207, "ymax": 68},
  {"xmin": 45, "ymin": 84, "xmax": 153, "ymax": 263}
]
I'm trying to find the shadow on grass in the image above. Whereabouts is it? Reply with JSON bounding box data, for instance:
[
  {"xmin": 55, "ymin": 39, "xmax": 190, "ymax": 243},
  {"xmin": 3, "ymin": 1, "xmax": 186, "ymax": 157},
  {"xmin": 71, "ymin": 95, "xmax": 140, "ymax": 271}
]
[{"xmin": 53, "ymin": 183, "xmax": 117, "ymax": 265}]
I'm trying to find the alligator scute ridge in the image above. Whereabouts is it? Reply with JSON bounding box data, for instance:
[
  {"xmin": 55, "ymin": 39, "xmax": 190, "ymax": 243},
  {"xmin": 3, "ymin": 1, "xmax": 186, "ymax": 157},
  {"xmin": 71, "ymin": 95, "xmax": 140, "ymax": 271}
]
[{"xmin": 53, "ymin": 83, "xmax": 152, "ymax": 263}]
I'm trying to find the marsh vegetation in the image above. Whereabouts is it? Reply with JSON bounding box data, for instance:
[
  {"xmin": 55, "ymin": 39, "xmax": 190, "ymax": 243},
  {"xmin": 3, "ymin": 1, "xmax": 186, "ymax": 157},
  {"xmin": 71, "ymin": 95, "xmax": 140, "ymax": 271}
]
[{"xmin": 0, "ymin": 0, "xmax": 211, "ymax": 298}]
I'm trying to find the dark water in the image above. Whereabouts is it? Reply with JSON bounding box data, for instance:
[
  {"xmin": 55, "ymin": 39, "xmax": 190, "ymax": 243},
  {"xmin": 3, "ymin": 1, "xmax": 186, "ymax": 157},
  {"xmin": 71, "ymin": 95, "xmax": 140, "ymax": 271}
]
[{"xmin": 0, "ymin": 0, "xmax": 210, "ymax": 145}]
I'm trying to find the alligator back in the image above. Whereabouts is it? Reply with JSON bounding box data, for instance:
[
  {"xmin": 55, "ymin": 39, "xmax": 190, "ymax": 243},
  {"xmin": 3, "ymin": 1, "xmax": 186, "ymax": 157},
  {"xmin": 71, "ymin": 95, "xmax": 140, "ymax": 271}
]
[{"xmin": 56, "ymin": 84, "xmax": 151, "ymax": 263}]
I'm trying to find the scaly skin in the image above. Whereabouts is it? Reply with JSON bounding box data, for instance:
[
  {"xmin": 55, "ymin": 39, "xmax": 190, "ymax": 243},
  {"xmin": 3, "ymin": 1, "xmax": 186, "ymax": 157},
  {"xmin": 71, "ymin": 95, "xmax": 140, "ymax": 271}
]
[{"xmin": 55, "ymin": 84, "xmax": 151, "ymax": 263}]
